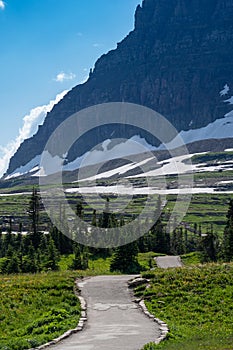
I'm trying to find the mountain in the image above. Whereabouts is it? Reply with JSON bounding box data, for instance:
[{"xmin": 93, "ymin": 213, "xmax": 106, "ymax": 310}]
[{"xmin": 5, "ymin": 0, "xmax": 233, "ymax": 177}]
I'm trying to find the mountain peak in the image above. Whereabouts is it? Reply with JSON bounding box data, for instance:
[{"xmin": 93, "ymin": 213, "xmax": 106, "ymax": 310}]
[{"xmin": 6, "ymin": 0, "xmax": 233, "ymax": 176}]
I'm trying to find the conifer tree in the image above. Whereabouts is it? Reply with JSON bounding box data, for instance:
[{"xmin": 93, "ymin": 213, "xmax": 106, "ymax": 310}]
[
  {"xmin": 22, "ymin": 243, "xmax": 38, "ymax": 273},
  {"xmin": 97, "ymin": 197, "xmax": 113, "ymax": 256},
  {"xmin": 4, "ymin": 230, "xmax": 12, "ymax": 251},
  {"xmin": 91, "ymin": 209, "xmax": 97, "ymax": 227},
  {"xmin": 28, "ymin": 187, "xmax": 41, "ymax": 249},
  {"xmin": 199, "ymin": 226, "xmax": 218, "ymax": 263},
  {"xmin": 8, "ymin": 217, "xmax": 13, "ymax": 234},
  {"xmin": 6, "ymin": 253, "xmax": 21, "ymax": 274},
  {"xmin": 222, "ymin": 199, "xmax": 233, "ymax": 261},
  {"xmin": 0, "ymin": 231, "xmax": 3, "ymax": 258},
  {"xmin": 70, "ymin": 244, "xmax": 83, "ymax": 270},
  {"xmin": 43, "ymin": 235, "xmax": 59, "ymax": 270},
  {"xmin": 50, "ymin": 225, "xmax": 72, "ymax": 255},
  {"xmin": 82, "ymin": 247, "xmax": 89, "ymax": 270},
  {"xmin": 184, "ymin": 228, "xmax": 188, "ymax": 253},
  {"xmin": 76, "ymin": 199, "xmax": 84, "ymax": 218},
  {"xmin": 101, "ymin": 197, "xmax": 111, "ymax": 228},
  {"xmin": 170, "ymin": 228, "xmax": 178, "ymax": 255},
  {"xmin": 110, "ymin": 238, "xmax": 140, "ymax": 274}
]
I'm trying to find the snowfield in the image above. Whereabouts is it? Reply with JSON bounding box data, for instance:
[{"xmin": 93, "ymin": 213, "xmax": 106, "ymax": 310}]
[{"xmin": 65, "ymin": 186, "xmax": 233, "ymax": 195}]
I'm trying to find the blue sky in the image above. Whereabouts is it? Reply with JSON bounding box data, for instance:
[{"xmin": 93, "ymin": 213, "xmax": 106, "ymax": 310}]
[{"xmin": 0, "ymin": 0, "xmax": 141, "ymax": 175}]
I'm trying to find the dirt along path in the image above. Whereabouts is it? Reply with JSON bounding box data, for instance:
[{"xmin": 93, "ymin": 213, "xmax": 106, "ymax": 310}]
[{"xmin": 49, "ymin": 275, "xmax": 160, "ymax": 350}]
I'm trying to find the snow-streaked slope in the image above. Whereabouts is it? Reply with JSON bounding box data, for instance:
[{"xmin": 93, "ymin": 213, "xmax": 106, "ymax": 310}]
[
  {"xmin": 129, "ymin": 153, "xmax": 233, "ymax": 179},
  {"xmin": 77, "ymin": 156, "xmax": 155, "ymax": 182},
  {"xmin": 224, "ymin": 96, "xmax": 233, "ymax": 105},
  {"xmin": 161, "ymin": 114, "xmax": 233, "ymax": 150},
  {"xmin": 8, "ymin": 135, "xmax": 156, "ymax": 178},
  {"xmin": 77, "ymin": 154, "xmax": 193, "ymax": 181},
  {"xmin": 4, "ymin": 84, "xmax": 233, "ymax": 179},
  {"xmin": 5, "ymin": 155, "xmax": 41, "ymax": 180},
  {"xmin": 64, "ymin": 136, "xmax": 156, "ymax": 172},
  {"xmin": 162, "ymin": 85, "xmax": 233, "ymax": 149},
  {"xmin": 5, "ymin": 110, "xmax": 233, "ymax": 179},
  {"xmin": 76, "ymin": 149, "xmax": 233, "ymax": 182}
]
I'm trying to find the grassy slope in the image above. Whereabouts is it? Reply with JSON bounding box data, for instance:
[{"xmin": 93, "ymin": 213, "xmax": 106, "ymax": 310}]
[
  {"xmin": 0, "ymin": 249, "xmax": 159, "ymax": 346},
  {"xmin": 0, "ymin": 256, "xmax": 233, "ymax": 350},
  {"xmin": 1, "ymin": 187, "xmax": 233, "ymax": 235},
  {"xmin": 59, "ymin": 254, "xmax": 114, "ymax": 275},
  {"xmin": 139, "ymin": 263, "xmax": 233, "ymax": 350},
  {"xmin": 0, "ymin": 253, "xmax": 154, "ymax": 350},
  {"xmin": 164, "ymin": 193, "xmax": 233, "ymax": 235},
  {"xmin": 0, "ymin": 271, "xmax": 80, "ymax": 350}
]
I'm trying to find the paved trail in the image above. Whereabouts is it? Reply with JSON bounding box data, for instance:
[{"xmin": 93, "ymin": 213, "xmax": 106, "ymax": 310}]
[
  {"xmin": 49, "ymin": 275, "xmax": 160, "ymax": 350},
  {"xmin": 156, "ymin": 255, "xmax": 183, "ymax": 268}
]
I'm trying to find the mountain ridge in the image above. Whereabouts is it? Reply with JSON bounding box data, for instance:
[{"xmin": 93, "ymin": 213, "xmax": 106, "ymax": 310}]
[{"xmin": 6, "ymin": 0, "xmax": 233, "ymax": 176}]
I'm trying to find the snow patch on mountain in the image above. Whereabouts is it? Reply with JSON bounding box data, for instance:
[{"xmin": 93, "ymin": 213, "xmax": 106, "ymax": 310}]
[
  {"xmin": 64, "ymin": 135, "xmax": 156, "ymax": 172},
  {"xmin": 77, "ymin": 156, "xmax": 155, "ymax": 183},
  {"xmin": 220, "ymin": 84, "xmax": 230, "ymax": 96},
  {"xmin": 7, "ymin": 135, "xmax": 156, "ymax": 178},
  {"xmin": 5, "ymin": 110, "xmax": 233, "ymax": 179},
  {"xmin": 162, "ymin": 84, "xmax": 233, "ymax": 149},
  {"xmin": 224, "ymin": 96, "xmax": 233, "ymax": 105},
  {"xmin": 5, "ymin": 155, "xmax": 41, "ymax": 180},
  {"xmin": 161, "ymin": 113, "xmax": 233, "ymax": 150},
  {"xmin": 65, "ymin": 186, "xmax": 233, "ymax": 196}
]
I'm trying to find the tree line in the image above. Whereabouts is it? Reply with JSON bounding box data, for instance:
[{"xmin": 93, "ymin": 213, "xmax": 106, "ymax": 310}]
[{"xmin": 0, "ymin": 189, "xmax": 233, "ymax": 274}]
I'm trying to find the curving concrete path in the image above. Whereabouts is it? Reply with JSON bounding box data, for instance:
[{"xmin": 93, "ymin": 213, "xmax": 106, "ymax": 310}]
[
  {"xmin": 155, "ymin": 255, "xmax": 183, "ymax": 269},
  {"xmin": 49, "ymin": 275, "xmax": 160, "ymax": 350}
]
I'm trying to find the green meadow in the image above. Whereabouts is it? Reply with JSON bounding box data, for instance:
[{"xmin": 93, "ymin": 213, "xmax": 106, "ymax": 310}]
[
  {"xmin": 141, "ymin": 263, "xmax": 233, "ymax": 350},
  {"xmin": 0, "ymin": 271, "xmax": 80, "ymax": 350}
]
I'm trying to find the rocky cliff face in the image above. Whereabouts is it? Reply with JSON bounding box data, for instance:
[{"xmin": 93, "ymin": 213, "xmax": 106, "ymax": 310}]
[{"xmin": 6, "ymin": 0, "xmax": 233, "ymax": 175}]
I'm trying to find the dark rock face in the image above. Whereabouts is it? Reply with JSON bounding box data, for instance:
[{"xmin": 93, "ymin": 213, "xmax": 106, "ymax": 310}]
[{"xmin": 6, "ymin": 0, "xmax": 233, "ymax": 175}]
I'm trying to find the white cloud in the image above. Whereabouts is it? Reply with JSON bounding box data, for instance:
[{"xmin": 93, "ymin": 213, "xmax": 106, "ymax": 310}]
[
  {"xmin": 0, "ymin": 1, "xmax": 5, "ymax": 10},
  {"xmin": 55, "ymin": 72, "xmax": 76, "ymax": 83},
  {"xmin": 93, "ymin": 43, "xmax": 103, "ymax": 48},
  {"xmin": 0, "ymin": 90, "xmax": 68, "ymax": 177}
]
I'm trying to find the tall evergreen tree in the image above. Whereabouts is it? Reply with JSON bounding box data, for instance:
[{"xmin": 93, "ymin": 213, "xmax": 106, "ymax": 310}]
[
  {"xmin": 184, "ymin": 227, "xmax": 188, "ymax": 254},
  {"xmin": 70, "ymin": 244, "xmax": 83, "ymax": 270},
  {"xmin": 8, "ymin": 217, "xmax": 13, "ymax": 234},
  {"xmin": 82, "ymin": 247, "xmax": 89, "ymax": 270},
  {"xmin": 91, "ymin": 209, "xmax": 97, "ymax": 227},
  {"xmin": 76, "ymin": 200, "xmax": 84, "ymax": 219},
  {"xmin": 28, "ymin": 187, "xmax": 41, "ymax": 249},
  {"xmin": 154, "ymin": 224, "xmax": 170, "ymax": 254},
  {"xmin": 150, "ymin": 196, "xmax": 170, "ymax": 254},
  {"xmin": 101, "ymin": 197, "xmax": 111, "ymax": 228},
  {"xmin": 199, "ymin": 227, "xmax": 218, "ymax": 263},
  {"xmin": 6, "ymin": 253, "xmax": 21, "ymax": 274},
  {"xmin": 43, "ymin": 235, "xmax": 59, "ymax": 270},
  {"xmin": 50, "ymin": 225, "xmax": 73, "ymax": 255},
  {"xmin": 110, "ymin": 239, "xmax": 140, "ymax": 274},
  {"xmin": 22, "ymin": 243, "xmax": 38, "ymax": 273},
  {"xmin": 222, "ymin": 199, "xmax": 233, "ymax": 262},
  {"xmin": 0, "ymin": 231, "xmax": 3, "ymax": 258}
]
